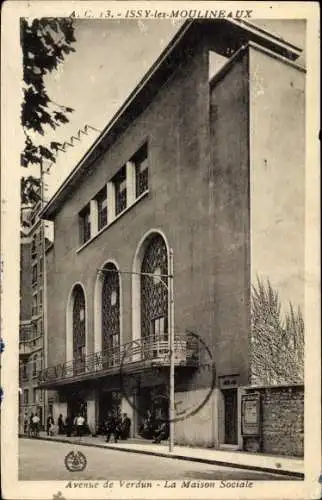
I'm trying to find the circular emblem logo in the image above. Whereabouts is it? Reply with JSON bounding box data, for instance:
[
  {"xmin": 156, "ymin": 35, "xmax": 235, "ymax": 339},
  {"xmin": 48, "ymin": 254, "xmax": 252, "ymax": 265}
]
[
  {"xmin": 119, "ymin": 331, "xmax": 216, "ymax": 424},
  {"xmin": 64, "ymin": 450, "xmax": 87, "ymax": 472}
]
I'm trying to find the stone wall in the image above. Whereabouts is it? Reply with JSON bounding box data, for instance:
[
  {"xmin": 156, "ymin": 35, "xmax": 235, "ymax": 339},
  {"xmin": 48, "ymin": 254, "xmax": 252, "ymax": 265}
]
[{"xmin": 243, "ymin": 384, "xmax": 304, "ymax": 457}]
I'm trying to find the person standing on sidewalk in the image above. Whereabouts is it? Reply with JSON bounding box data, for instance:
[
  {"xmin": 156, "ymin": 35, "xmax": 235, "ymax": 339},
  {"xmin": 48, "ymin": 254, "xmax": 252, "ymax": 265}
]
[
  {"xmin": 105, "ymin": 412, "xmax": 118, "ymax": 443},
  {"xmin": 76, "ymin": 414, "xmax": 85, "ymax": 438},
  {"xmin": 57, "ymin": 414, "xmax": 65, "ymax": 434},
  {"xmin": 46, "ymin": 415, "xmax": 55, "ymax": 436},
  {"xmin": 65, "ymin": 415, "xmax": 73, "ymax": 437},
  {"xmin": 32, "ymin": 413, "xmax": 40, "ymax": 437}
]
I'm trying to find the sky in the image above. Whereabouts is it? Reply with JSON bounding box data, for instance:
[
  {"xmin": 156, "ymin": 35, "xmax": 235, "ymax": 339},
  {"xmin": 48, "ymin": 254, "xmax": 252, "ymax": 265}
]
[{"xmin": 24, "ymin": 19, "xmax": 306, "ymax": 199}]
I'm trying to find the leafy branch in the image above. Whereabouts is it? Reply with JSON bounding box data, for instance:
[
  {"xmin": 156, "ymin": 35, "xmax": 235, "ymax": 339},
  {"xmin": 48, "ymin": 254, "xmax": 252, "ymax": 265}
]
[{"xmin": 250, "ymin": 277, "xmax": 304, "ymax": 386}]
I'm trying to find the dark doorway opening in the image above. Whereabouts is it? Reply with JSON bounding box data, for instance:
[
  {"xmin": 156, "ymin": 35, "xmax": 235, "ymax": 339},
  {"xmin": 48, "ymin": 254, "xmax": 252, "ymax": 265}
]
[
  {"xmin": 67, "ymin": 393, "xmax": 87, "ymax": 421},
  {"xmin": 137, "ymin": 385, "xmax": 168, "ymax": 437},
  {"xmin": 223, "ymin": 389, "xmax": 238, "ymax": 444},
  {"xmin": 98, "ymin": 391, "xmax": 122, "ymax": 433}
]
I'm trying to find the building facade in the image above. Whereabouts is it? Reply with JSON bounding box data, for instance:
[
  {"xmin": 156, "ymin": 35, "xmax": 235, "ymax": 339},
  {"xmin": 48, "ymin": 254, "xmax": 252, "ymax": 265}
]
[
  {"xmin": 19, "ymin": 202, "xmax": 52, "ymax": 428},
  {"xmin": 38, "ymin": 20, "xmax": 305, "ymax": 448}
]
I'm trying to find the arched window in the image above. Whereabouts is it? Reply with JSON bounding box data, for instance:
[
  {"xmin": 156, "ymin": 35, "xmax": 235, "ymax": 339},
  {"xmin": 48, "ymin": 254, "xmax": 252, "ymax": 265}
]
[
  {"xmin": 102, "ymin": 263, "xmax": 120, "ymax": 366},
  {"xmin": 141, "ymin": 234, "xmax": 168, "ymax": 340},
  {"xmin": 72, "ymin": 284, "xmax": 86, "ymax": 373}
]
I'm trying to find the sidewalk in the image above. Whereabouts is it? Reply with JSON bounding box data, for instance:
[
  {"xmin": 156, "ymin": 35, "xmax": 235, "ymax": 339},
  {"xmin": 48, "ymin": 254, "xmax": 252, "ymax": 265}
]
[{"xmin": 20, "ymin": 432, "xmax": 304, "ymax": 478}]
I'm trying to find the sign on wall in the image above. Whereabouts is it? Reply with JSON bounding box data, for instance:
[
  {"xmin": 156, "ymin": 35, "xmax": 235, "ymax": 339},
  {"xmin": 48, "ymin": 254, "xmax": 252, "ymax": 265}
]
[
  {"xmin": 241, "ymin": 393, "xmax": 261, "ymax": 436},
  {"xmin": 219, "ymin": 374, "xmax": 240, "ymax": 389}
]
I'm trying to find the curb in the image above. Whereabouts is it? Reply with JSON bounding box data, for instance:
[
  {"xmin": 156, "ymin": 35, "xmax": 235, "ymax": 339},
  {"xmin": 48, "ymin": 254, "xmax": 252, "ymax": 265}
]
[{"xmin": 19, "ymin": 435, "xmax": 304, "ymax": 479}]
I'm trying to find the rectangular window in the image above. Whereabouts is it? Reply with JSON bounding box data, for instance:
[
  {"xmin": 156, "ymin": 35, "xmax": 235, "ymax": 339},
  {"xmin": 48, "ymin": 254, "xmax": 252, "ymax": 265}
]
[
  {"xmin": 33, "ymin": 388, "xmax": 38, "ymax": 403},
  {"xmin": 95, "ymin": 187, "xmax": 108, "ymax": 230},
  {"xmin": 32, "ymin": 356, "xmax": 39, "ymax": 377},
  {"xmin": 31, "ymin": 236, "xmax": 37, "ymax": 259},
  {"xmin": 39, "ymin": 257, "xmax": 43, "ymax": 278},
  {"xmin": 79, "ymin": 204, "xmax": 91, "ymax": 244},
  {"xmin": 32, "ymin": 294, "xmax": 38, "ymax": 316},
  {"xmin": 114, "ymin": 167, "xmax": 127, "ymax": 215},
  {"xmin": 22, "ymin": 364, "xmax": 28, "ymax": 380},
  {"xmin": 32, "ymin": 263, "xmax": 38, "ymax": 286},
  {"xmin": 24, "ymin": 389, "xmax": 29, "ymax": 405},
  {"xmin": 37, "ymin": 319, "xmax": 43, "ymax": 337},
  {"xmin": 134, "ymin": 143, "xmax": 149, "ymax": 197},
  {"xmin": 38, "ymin": 289, "xmax": 43, "ymax": 312}
]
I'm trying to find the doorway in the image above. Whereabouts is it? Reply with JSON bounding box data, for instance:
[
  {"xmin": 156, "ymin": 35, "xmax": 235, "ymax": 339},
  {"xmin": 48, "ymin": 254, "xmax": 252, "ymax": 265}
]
[
  {"xmin": 98, "ymin": 391, "xmax": 122, "ymax": 433},
  {"xmin": 223, "ymin": 389, "xmax": 238, "ymax": 444}
]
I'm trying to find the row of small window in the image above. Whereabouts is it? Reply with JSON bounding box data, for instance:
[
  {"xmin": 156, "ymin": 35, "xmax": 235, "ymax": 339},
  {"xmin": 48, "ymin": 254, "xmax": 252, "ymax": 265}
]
[
  {"xmin": 20, "ymin": 354, "xmax": 43, "ymax": 380},
  {"xmin": 23, "ymin": 388, "xmax": 43, "ymax": 405},
  {"xmin": 32, "ymin": 290, "xmax": 43, "ymax": 317},
  {"xmin": 32, "ymin": 258, "xmax": 43, "ymax": 286},
  {"xmin": 79, "ymin": 142, "xmax": 149, "ymax": 245}
]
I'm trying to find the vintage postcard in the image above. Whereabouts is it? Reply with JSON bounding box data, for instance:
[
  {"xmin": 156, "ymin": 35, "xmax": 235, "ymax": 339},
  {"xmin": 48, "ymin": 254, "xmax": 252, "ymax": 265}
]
[{"xmin": 1, "ymin": 1, "xmax": 320, "ymax": 499}]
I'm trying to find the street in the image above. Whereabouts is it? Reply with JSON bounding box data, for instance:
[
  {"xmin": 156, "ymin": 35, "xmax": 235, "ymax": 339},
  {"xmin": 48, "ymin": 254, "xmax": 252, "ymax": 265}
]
[{"xmin": 19, "ymin": 438, "xmax": 295, "ymax": 481}]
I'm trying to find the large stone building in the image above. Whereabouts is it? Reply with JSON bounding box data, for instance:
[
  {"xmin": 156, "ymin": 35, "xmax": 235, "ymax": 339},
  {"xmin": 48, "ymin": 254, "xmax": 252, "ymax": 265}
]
[
  {"xmin": 19, "ymin": 202, "xmax": 52, "ymax": 428},
  {"xmin": 38, "ymin": 19, "xmax": 305, "ymax": 448}
]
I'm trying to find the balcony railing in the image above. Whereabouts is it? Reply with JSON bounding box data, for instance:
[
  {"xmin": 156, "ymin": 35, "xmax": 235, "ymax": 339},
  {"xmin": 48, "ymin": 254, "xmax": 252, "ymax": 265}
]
[
  {"xmin": 38, "ymin": 333, "xmax": 200, "ymax": 386},
  {"xmin": 19, "ymin": 336, "xmax": 43, "ymax": 357}
]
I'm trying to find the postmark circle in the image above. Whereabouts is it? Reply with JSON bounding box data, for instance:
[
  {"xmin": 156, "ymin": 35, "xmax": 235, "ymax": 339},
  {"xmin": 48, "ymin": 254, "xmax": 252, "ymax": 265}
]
[
  {"xmin": 64, "ymin": 450, "xmax": 87, "ymax": 472},
  {"xmin": 119, "ymin": 331, "xmax": 216, "ymax": 424}
]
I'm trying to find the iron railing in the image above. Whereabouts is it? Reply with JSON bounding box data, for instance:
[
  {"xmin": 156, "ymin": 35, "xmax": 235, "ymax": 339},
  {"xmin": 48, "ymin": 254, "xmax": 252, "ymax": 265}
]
[
  {"xmin": 19, "ymin": 336, "xmax": 43, "ymax": 356},
  {"xmin": 38, "ymin": 332, "xmax": 200, "ymax": 386}
]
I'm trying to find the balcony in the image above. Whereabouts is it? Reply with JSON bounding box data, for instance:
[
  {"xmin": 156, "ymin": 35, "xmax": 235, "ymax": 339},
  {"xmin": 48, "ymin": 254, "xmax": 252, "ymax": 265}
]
[
  {"xmin": 19, "ymin": 336, "xmax": 43, "ymax": 359},
  {"xmin": 38, "ymin": 333, "xmax": 200, "ymax": 388}
]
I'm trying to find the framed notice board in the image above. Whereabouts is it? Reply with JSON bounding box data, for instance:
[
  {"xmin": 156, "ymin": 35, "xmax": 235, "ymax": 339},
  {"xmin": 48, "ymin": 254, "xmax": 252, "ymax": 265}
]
[{"xmin": 241, "ymin": 393, "xmax": 261, "ymax": 436}]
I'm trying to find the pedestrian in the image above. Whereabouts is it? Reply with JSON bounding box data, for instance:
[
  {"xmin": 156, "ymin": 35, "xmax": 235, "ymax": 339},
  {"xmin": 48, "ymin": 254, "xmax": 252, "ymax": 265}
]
[
  {"xmin": 119, "ymin": 413, "xmax": 131, "ymax": 440},
  {"xmin": 65, "ymin": 415, "xmax": 73, "ymax": 437},
  {"xmin": 152, "ymin": 420, "xmax": 169, "ymax": 444},
  {"xmin": 105, "ymin": 412, "xmax": 118, "ymax": 443},
  {"xmin": 29, "ymin": 413, "xmax": 34, "ymax": 437},
  {"xmin": 23, "ymin": 414, "xmax": 28, "ymax": 434},
  {"xmin": 76, "ymin": 414, "xmax": 85, "ymax": 438},
  {"xmin": 32, "ymin": 413, "xmax": 40, "ymax": 437},
  {"xmin": 57, "ymin": 414, "xmax": 65, "ymax": 434},
  {"xmin": 46, "ymin": 415, "xmax": 55, "ymax": 436}
]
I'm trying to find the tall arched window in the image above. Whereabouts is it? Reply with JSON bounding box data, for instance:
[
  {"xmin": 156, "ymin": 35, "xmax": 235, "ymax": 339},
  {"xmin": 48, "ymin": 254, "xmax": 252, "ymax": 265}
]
[
  {"xmin": 141, "ymin": 234, "xmax": 168, "ymax": 340},
  {"xmin": 72, "ymin": 284, "xmax": 86, "ymax": 374},
  {"xmin": 102, "ymin": 263, "xmax": 120, "ymax": 366}
]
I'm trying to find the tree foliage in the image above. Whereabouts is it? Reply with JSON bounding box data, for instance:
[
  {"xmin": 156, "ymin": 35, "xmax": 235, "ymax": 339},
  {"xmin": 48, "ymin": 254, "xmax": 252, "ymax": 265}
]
[
  {"xmin": 20, "ymin": 17, "xmax": 76, "ymax": 202},
  {"xmin": 250, "ymin": 277, "xmax": 304, "ymax": 386}
]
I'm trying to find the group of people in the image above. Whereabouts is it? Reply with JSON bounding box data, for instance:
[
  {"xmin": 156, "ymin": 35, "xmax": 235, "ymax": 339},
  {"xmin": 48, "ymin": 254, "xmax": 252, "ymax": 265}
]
[
  {"xmin": 24, "ymin": 408, "xmax": 168, "ymax": 443},
  {"xmin": 140, "ymin": 410, "xmax": 169, "ymax": 443},
  {"xmin": 26, "ymin": 413, "xmax": 88, "ymax": 438},
  {"xmin": 103, "ymin": 412, "xmax": 131, "ymax": 443},
  {"xmin": 54, "ymin": 414, "xmax": 88, "ymax": 437},
  {"xmin": 24, "ymin": 413, "xmax": 41, "ymax": 437},
  {"xmin": 46, "ymin": 414, "xmax": 66, "ymax": 436}
]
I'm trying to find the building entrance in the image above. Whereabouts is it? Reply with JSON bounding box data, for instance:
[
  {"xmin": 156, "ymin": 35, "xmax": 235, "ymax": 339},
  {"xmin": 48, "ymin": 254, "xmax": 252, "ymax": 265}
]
[
  {"xmin": 67, "ymin": 393, "xmax": 87, "ymax": 421},
  {"xmin": 223, "ymin": 389, "xmax": 238, "ymax": 444},
  {"xmin": 98, "ymin": 390, "xmax": 122, "ymax": 433},
  {"xmin": 137, "ymin": 385, "xmax": 168, "ymax": 437}
]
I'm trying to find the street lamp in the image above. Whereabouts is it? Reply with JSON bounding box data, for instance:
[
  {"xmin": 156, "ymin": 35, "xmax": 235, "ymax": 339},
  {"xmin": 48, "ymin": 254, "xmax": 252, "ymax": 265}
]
[{"xmin": 98, "ymin": 248, "xmax": 175, "ymax": 453}]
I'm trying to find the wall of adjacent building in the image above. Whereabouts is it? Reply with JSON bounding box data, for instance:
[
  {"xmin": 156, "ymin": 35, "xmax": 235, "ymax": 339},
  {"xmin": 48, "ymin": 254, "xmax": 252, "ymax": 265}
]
[
  {"xmin": 249, "ymin": 45, "xmax": 305, "ymax": 314},
  {"xmin": 20, "ymin": 239, "xmax": 32, "ymax": 321},
  {"xmin": 242, "ymin": 384, "xmax": 304, "ymax": 457}
]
